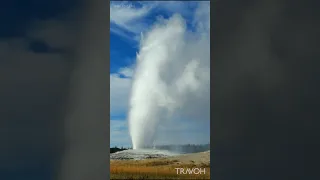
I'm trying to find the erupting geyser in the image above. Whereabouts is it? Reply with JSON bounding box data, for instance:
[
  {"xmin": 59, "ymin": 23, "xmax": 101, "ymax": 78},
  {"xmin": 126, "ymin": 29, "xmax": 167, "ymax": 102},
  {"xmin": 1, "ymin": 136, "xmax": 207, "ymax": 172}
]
[{"xmin": 128, "ymin": 3, "xmax": 210, "ymax": 149}]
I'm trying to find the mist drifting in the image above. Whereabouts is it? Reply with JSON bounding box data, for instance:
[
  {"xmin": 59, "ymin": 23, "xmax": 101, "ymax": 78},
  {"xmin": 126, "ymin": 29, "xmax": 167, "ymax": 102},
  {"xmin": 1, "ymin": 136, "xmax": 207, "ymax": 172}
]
[{"xmin": 128, "ymin": 3, "xmax": 210, "ymax": 149}]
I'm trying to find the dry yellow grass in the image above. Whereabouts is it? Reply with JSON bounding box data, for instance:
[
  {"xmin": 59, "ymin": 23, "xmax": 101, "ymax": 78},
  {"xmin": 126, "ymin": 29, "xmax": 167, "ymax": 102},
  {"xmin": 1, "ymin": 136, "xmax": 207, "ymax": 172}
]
[{"xmin": 110, "ymin": 158, "xmax": 210, "ymax": 179}]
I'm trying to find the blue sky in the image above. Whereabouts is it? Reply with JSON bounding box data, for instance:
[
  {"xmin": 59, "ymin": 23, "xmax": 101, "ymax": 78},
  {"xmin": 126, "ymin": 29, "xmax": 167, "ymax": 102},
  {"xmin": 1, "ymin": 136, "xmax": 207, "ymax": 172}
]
[{"xmin": 110, "ymin": 1, "xmax": 210, "ymax": 148}]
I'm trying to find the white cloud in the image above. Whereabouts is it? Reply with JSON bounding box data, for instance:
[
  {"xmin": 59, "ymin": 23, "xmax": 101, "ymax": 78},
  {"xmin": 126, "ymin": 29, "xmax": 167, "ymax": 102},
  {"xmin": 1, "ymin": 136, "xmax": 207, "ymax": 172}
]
[
  {"xmin": 118, "ymin": 67, "xmax": 134, "ymax": 77},
  {"xmin": 109, "ymin": 1, "xmax": 197, "ymax": 41},
  {"xmin": 110, "ymin": 68, "xmax": 133, "ymax": 116},
  {"xmin": 110, "ymin": 2, "xmax": 154, "ymax": 36},
  {"xmin": 110, "ymin": 119, "xmax": 131, "ymax": 147},
  {"xmin": 155, "ymin": 118, "xmax": 210, "ymax": 145},
  {"xmin": 193, "ymin": 1, "xmax": 210, "ymax": 34},
  {"xmin": 153, "ymin": 1, "xmax": 195, "ymax": 19}
]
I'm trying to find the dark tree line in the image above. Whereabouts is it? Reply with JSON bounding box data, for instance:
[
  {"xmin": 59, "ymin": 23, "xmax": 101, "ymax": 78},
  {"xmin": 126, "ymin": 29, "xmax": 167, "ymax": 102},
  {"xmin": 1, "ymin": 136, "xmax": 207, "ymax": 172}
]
[
  {"xmin": 110, "ymin": 146, "xmax": 130, "ymax": 154},
  {"xmin": 110, "ymin": 144, "xmax": 210, "ymax": 154},
  {"xmin": 150, "ymin": 144, "xmax": 210, "ymax": 153}
]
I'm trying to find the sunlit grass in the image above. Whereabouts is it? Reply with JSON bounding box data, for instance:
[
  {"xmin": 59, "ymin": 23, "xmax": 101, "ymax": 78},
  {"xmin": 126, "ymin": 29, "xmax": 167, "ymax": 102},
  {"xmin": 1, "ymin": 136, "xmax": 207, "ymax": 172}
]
[{"xmin": 110, "ymin": 158, "xmax": 210, "ymax": 179}]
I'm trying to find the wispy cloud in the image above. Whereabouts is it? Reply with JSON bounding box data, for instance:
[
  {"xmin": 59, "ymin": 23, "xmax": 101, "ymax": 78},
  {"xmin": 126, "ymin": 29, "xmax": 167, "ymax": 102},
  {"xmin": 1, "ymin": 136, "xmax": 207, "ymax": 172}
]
[
  {"xmin": 110, "ymin": 25, "xmax": 137, "ymax": 42},
  {"xmin": 153, "ymin": 1, "xmax": 196, "ymax": 18},
  {"xmin": 109, "ymin": 1, "xmax": 197, "ymax": 41},
  {"xmin": 118, "ymin": 67, "xmax": 134, "ymax": 78},
  {"xmin": 110, "ymin": 1, "xmax": 154, "ymax": 40},
  {"xmin": 110, "ymin": 67, "xmax": 133, "ymax": 116}
]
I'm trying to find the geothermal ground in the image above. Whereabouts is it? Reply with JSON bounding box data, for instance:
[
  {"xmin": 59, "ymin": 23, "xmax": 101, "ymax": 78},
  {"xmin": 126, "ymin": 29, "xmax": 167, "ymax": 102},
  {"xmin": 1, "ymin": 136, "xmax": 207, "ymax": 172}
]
[
  {"xmin": 110, "ymin": 149, "xmax": 180, "ymax": 160},
  {"xmin": 110, "ymin": 149, "xmax": 210, "ymax": 179}
]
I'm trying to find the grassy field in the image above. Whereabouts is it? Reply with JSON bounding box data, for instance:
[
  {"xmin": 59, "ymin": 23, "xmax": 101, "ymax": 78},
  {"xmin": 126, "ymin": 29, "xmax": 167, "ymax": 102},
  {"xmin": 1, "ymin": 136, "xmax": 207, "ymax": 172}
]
[{"xmin": 110, "ymin": 158, "xmax": 210, "ymax": 179}]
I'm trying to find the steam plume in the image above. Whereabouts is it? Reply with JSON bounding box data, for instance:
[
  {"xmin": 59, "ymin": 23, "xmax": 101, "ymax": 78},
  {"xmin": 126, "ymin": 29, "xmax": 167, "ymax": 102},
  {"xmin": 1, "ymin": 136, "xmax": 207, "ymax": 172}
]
[{"xmin": 128, "ymin": 3, "xmax": 210, "ymax": 149}]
